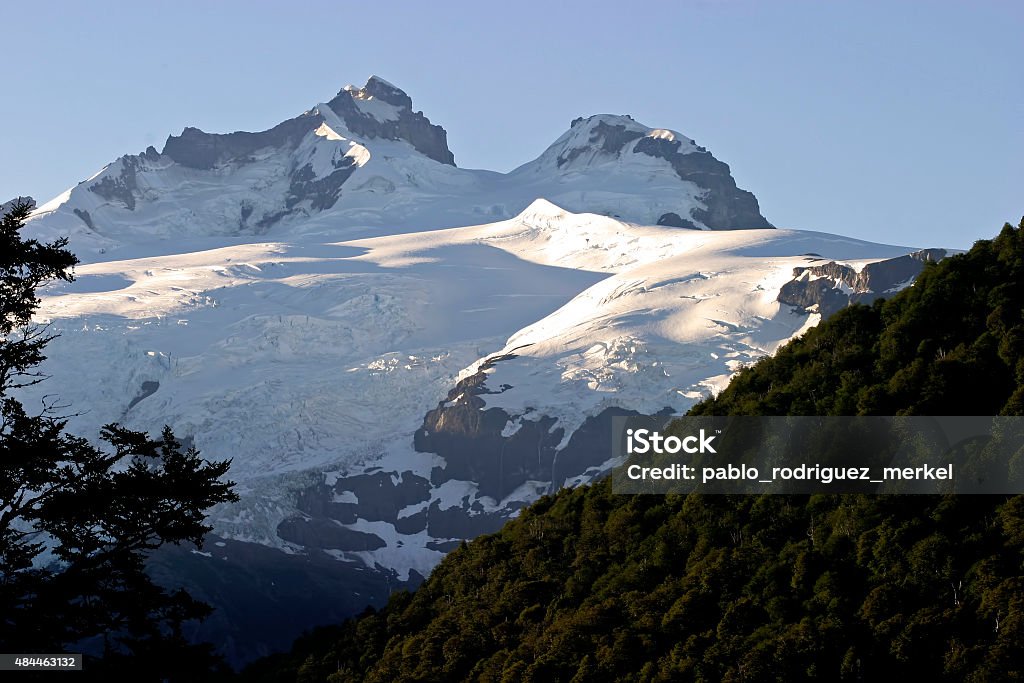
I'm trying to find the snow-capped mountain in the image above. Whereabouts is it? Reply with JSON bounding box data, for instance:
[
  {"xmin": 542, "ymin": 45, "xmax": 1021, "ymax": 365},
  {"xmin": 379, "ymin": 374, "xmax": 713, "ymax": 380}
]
[
  {"xmin": 16, "ymin": 78, "xmax": 943, "ymax": 663},
  {"xmin": 29, "ymin": 77, "xmax": 771, "ymax": 258},
  {"xmin": 508, "ymin": 116, "xmax": 769, "ymax": 230}
]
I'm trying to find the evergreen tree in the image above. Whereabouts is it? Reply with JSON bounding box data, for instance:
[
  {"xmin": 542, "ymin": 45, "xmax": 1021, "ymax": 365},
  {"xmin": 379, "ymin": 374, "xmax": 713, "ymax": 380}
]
[{"xmin": 0, "ymin": 200, "xmax": 238, "ymax": 679}]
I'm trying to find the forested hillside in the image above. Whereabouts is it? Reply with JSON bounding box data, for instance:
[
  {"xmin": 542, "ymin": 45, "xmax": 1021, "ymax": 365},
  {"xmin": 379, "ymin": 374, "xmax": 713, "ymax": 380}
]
[{"xmin": 244, "ymin": 220, "xmax": 1024, "ymax": 682}]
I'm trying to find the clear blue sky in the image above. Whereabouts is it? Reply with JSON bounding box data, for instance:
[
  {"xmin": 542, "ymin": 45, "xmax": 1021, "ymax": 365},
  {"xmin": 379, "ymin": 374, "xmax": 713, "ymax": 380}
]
[{"xmin": 2, "ymin": 0, "xmax": 1020, "ymax": 248}]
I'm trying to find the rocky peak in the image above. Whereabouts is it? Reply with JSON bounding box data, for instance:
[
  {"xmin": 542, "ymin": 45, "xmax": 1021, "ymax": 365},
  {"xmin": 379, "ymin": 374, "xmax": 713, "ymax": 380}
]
[
  {"xmin": 555, "ymin": 116, "xmax": 648, "ymax": 168},
  {"xmin": 355, "ymin": 75, "xmax": 413, "ymax": 109},
  {"xmin": 158, "ymin": 76, "xmax": 455, "ymax": 173},
  {"xmin": 519, "ymin": 113, "xmax": 772, "ymax": 230},
  {"xmin": 328, "ymin": 76, "xmax": 454, "ymax": 165}
]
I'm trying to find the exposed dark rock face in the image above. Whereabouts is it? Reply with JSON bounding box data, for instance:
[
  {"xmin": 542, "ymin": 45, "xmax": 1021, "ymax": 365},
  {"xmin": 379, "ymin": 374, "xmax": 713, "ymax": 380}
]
[
  {"xmin": 276, "ymin": 517, "xmax": 386, "ymax": 551},
  {"xmin": 415, "ymin": 355, "xmax": 560, "ymax": 501},
  {"xmin": 557, "ymin": 121, "xmax": 644, "ymax": 168},
  {"xmin": 326, "ymin": 78, "xmax": 455, "ymax": 166},
  {"xmin": 632, "ymin": 136, "xmax": 771, "ymax": 230},
  {"xmin": 427, "ymin": 540, "xmax": 463, "ymax": 553},
  {"xmin": 361, "ymin": 75, "xmax": 413, "ymax": 109},
  {"xmin": 423, "ymin": 499, "xmax": 516, "ymax": 539},
  {"xmin": 285, "ymin": 157, "xmax": 359, "ymax": 212},
  {"xmin": 272, "ymin": 353, "xmax": 672, "ymax": 573},
  {"xmin": 162, "ymin": 114, "xmax": 323, "ymax": 171},
  {"xmin": 295, "ymin": 471, "xmax": 431, "ymax": 524},
  {"xmin": 294, "ymin": 484, "xmax": 358, "ymax": 525},
  {"xmin": 126, "ymin": 380, "xmax": 159, "ymax": 410},
  {"xmin": 274, "ymin": 469, "xmax": 435, "ymax": 552},
  {"xmin": 778, "ymin": 277, "xmax": 851, "ymax": 317},
  {"xmin": 161, "ymin": 78, "xmax": 454, "ymax": 173},
  {"xmin": 73, "ymin": 208, "xmax": 95, "ymax": 230},
  {"xmin": 89, "ymin": 156, "xmax": 141, "ymax": 209},
  {"xmin": 778, "ymin": 249, "xmax": 948, "ymax": 316},
  {"xmin": 415, "ymin": 355, "xmax": 673, "ymax": 502},
  {"xmin": 657, "ymin": 212, "xmax": 699, "ymax": 229}
]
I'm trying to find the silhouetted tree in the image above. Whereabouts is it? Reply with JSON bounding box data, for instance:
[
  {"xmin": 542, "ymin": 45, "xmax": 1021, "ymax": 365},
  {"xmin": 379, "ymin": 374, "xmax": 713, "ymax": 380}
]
[{"xmin": 0, "ymin": 200, "xmax": 238, "ymax": 680}]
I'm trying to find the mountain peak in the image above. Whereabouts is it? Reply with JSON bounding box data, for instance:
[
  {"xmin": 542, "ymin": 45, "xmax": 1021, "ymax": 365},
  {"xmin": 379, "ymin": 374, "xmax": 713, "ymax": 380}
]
[
  {"xmin": 363, "ymin": 76, "xmax": 411, "ymax": 107},
  {"xmin": 28, "ymin": 76, "xmax": 777, "ymax": 248},
  {"xmin": 540, "ymin": 114, "xmax": 699, "ymax": 171},
  {"xmin": 328, "ymin": 77, "xmax": 453, "ymax": 165},
  {"xmin": 511, "ymin": 112, "xmax": 771, "ymax": 230},
  {"xmin": 514, "ymin": 198, "xmax": 569, "ymax": 226},
  {"xmin": 342, "ymin": 75, "xmax": 413, "ymax": 110}
]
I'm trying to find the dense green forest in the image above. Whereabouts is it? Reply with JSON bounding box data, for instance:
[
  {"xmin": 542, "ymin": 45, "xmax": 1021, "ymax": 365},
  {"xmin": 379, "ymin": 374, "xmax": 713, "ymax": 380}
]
[{"xmin": 245, "ymin": 220, "xmax": 1024, "ymax": 682}]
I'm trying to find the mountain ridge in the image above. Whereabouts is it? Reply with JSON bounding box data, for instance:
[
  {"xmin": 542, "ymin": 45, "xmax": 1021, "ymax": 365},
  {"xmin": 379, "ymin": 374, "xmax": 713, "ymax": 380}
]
[{"xmin": 27, "ymin": 77, "xmax": 772, "ymax": 257}]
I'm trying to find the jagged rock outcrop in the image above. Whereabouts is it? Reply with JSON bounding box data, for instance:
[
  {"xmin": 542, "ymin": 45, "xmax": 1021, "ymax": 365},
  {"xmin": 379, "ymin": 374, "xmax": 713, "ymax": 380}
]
[
  {"xmin": 779, "ymin": 248, "xmax": 948, "ymax": 316},
  {"xmin": 89, "ymin": 156, "xmax": 141, "ymax": 209},
  {"xmin": 276, "ymin": 517, "xmax": 386, "ymax": 551},
  {"xmin": 414, "ymin": 355, "xmax": 672, "ymax": 503},
  {"xmin": 163, "ymin": 76, "xmax": 454, "ymax": 170},
  {"xmin": 516, "ymin": 114, "xmax": 772, "ymax": 230},
  {"xmin": 273, "ymin": 354, "xmax": 671, "ymax": 559},
  {"xmin": 556, "ymin": 120, "xmax": 644, "ymax": 167},
  {"xmin": 632, "ymin": 134, "xmax": 770, "ymax": 230},
  {"xmin": 325, "ymin": 76, "xmax": 455, "ymax": 166},
  {"xmin": 29, "ymin": 77, "xmax": 781, "ymax": 249}
]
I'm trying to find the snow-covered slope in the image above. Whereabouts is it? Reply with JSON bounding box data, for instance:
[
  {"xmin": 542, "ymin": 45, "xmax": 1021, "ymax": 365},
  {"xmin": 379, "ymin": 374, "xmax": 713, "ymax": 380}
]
[
  {"xmin": 452, "ymin": 202, "xmax": 897, "ymax": 439},
  {"xmin": 10, "ymin": 79, "xmax": 945, "ymax": 661},
  {"xmin": 22, "ymin": 198, "xmax": 926, "ymax": 582}
]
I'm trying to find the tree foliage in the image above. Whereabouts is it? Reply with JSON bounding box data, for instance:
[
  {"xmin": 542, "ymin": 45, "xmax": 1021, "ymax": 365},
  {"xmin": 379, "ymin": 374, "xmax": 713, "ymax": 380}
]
[{"xmin": 0, "ymin": 200, "xmax": 239, "ymax": 680}]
